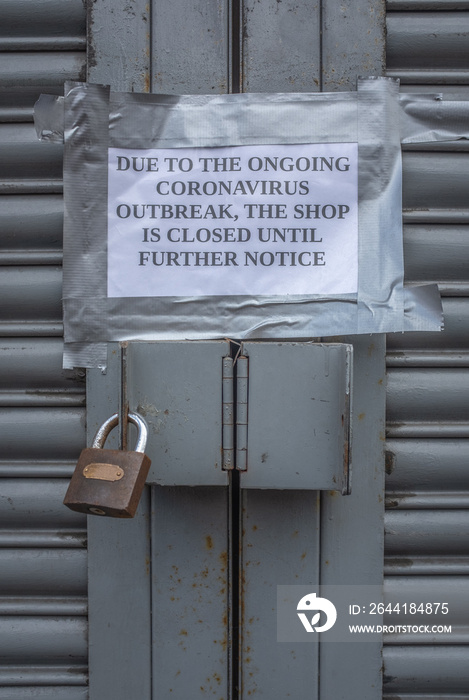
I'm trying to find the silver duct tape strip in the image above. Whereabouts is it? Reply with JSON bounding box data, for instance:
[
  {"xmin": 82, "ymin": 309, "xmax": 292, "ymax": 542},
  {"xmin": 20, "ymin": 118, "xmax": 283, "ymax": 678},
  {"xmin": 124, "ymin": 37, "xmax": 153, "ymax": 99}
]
[
  {"xmin": 399, "ymin": 92, "xmax": 469, "ymax": 144},
  {"xmin": 403, "ymin": 284, "xmax": 444, "ymax": 332},
  {"xmin": 62, "ymin": 342, "xmax": 108, "ymax": 372},
  {"xmin": 33, "ymin": 94, "xmax": 65, "ymax": 143},
  {"xmin": 34, "ymin": 79, "xmax": 454, "ymax": 368}
]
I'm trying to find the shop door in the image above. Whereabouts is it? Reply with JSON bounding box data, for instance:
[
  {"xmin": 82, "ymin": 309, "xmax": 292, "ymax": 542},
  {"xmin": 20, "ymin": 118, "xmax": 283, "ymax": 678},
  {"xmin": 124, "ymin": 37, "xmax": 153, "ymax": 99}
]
[
  {"xmin": 86, "ymin": 337, "xmax": 385, "ymax": 699},
  {"xmin": 86, "ymin": 2, "xmax": 386, "ymax": 697}
]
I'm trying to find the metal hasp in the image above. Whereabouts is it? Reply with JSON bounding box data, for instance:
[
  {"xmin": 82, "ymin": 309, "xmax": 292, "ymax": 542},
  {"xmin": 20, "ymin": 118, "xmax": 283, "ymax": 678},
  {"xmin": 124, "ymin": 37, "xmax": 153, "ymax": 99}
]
[
  {"xmin": 126, "ymin": 341, "xmax": 231, "ymax": 486},
  {"xmin": 238, "ymin": 342, "xmax": 352, "ymax": 492},
  {"xmin": 123, "ymin": 340, "xmax": 352, "ymax": 491}
]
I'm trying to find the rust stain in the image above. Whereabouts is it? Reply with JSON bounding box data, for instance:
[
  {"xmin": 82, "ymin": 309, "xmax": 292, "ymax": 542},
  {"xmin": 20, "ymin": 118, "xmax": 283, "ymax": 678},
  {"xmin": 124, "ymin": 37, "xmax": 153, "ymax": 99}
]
[
  {"xmin": 252, "ymin": 524, "xmax": 258, "ymax": 531},
  {"xmin": 179, "ymin": 629, "xmax": 188, "ymax": 636},
  {"xmin": 205, "ymin": 535, "xmax": 214, "ymax": 550},
  {"xmin": 385, "ymin": 450, "xmax": 395, "ymax": 475},
  {"xmin": 219, "ymin": 550, "xmax": 228, "ymax": 572},
  {"xmin": 300, "ymin": 552, "xmax": 307, "ymax": 560},
  {"xmin": 343, "ymin": 438, "xmax": 349, "ymax": 475}
]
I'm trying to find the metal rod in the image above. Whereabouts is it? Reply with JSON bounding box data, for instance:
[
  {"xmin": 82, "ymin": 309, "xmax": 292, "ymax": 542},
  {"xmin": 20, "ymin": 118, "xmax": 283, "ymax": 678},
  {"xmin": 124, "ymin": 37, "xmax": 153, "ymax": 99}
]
[{"xmin": 119, "ymin": 342, "xmax": 128, "ymax": 450}]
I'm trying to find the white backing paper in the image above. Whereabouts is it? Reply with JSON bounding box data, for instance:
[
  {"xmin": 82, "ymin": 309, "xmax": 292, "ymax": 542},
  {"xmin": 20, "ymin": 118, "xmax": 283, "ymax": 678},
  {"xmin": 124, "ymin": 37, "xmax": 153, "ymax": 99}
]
[{"xmin": 107, "ymin": 143, "xmax": 358, "ymax": 298}]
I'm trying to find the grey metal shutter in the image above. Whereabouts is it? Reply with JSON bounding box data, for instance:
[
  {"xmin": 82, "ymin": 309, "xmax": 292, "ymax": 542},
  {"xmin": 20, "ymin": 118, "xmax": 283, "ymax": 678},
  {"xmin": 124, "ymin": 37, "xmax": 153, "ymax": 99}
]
[
  {"xmin": 385, "ymin": 1, "xmax": 469, "ymax": 696},
  {"xmin": 0, "ymin": 1, "xmax": 88, "ymax": 698}
]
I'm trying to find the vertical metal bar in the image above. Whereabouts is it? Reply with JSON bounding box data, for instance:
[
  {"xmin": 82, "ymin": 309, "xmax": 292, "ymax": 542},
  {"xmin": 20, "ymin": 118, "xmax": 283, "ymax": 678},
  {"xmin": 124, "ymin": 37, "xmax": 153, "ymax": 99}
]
[
  {"xmin": 229, "ymin": 0, "xmax": 242, "ymax": 93},
  {"xmin": 228, "ymin": 468, "xmax": 237, "ymax": 700},
  {"xmin": 319, "ymin": 0, "xmax": 323, "ymax": 91},
  {"xmin": 118, "ymin": 341, "xmax": 128, "ymax": 451}
]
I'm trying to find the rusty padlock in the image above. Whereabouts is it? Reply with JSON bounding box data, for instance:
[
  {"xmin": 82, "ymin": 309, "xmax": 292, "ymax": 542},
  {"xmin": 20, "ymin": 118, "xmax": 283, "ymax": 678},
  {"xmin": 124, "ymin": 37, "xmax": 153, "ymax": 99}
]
[{"xmin": 64, "ymin": 412, "xmax": 151, "ymax": 518}]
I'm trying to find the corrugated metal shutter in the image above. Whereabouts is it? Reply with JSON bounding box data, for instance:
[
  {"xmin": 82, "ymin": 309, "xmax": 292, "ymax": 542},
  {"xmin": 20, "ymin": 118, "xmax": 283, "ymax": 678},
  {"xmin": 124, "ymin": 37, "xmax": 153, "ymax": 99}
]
[
  {"xmin": 0, "ymin": 1, "xmax": 88, "ymax": 698},
  {"xmin": 385, "ymin": 1, "xmax": 469, "ymax": 696}
]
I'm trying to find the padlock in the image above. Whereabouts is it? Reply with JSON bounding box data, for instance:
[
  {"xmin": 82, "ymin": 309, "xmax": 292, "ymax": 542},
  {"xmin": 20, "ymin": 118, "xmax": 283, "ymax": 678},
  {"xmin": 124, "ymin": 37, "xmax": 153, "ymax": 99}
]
[{"xmin": 63, "ymin": 412, "xmax": 151, "ymax": 518}]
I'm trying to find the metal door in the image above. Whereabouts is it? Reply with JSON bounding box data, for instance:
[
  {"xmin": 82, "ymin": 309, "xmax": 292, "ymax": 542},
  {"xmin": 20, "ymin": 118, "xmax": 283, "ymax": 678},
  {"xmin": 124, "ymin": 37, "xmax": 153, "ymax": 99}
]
[
  {"xmin": 0, "ymin": 1, "xmax": 87, "ymax": 698},
  {"xmin": 84, "ymin": 1, "xmax": 386, "ymax": 698},
  {"xmin": 385, "ymin": 2, "xmax": 469, "ymax": 695},
  {"xmin": 86, "ymin": 335, "xmax": 384, "ymax": 699}
]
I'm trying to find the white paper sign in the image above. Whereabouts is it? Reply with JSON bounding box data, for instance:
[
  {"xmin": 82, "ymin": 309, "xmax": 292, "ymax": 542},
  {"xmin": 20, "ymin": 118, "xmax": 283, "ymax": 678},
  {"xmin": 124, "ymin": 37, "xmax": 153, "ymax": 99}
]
[{"xmin": 107, "ymin": 143, "xmax": 358, "ymax": 298}]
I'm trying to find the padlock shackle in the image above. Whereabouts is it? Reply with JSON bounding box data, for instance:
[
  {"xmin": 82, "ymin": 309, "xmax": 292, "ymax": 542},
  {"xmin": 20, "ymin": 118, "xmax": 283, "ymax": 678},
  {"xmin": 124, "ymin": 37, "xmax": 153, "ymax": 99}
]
[{"xmin": 91, "ymin": 412, "xmax": 148, "ymax": 453}]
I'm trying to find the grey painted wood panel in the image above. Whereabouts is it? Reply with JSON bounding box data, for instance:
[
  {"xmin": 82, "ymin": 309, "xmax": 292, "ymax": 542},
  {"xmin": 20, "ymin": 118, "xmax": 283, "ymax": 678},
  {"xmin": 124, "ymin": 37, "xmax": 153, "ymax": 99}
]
[
  {"xmin": 320, "ymin": 335, "xmax": 385, "ymax": 700},
  {"xmin": 87, "ymin": 351, "xmax": 152, "ymax": 700},
  {"xmin": 241, "ymin": 0, "xmax": 321, "ymax": 92},
  {"xmin": 151, "ymin": 486, "xmax": 230, "ymax": 699},
  {"xmin": 322, "ymin": 0, "xmax": 386, "ymax": 91},
  {"xmin": 87, "ymin": 0, "xmax": 150, "ymax": 92},
  {"xmin": 152, "ymin": 0, "xmax": 230, "ymax": 94},
  {"xmin": 239, "ymin": 490, "xmax": 320, "ymax": 699}
]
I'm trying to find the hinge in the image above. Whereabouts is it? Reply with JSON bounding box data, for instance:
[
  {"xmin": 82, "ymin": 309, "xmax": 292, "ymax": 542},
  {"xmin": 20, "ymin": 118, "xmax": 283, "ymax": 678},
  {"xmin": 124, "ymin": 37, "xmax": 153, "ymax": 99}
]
[
  {"xmin": 236, "ymin": 356, "xmax": 248, "ymax": 471},
  {"xmin": 222, "ymin": 356, "xmax": 234, "ymax": 470}
]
